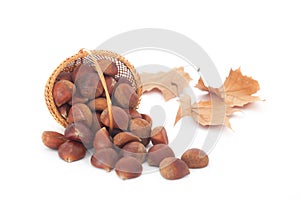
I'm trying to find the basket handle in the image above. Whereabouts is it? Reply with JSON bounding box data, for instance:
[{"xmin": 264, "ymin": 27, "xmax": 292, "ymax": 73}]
[{"xmin": 82, "ymin": 49, "xmax": 114, "ymax": 132}]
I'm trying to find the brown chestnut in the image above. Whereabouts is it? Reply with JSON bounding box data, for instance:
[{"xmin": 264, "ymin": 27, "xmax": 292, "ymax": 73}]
[
  {"xmin": 67, "ymin": 103, "xmax": 93, "ymax": 127},
  {"xmin": 53, "ymin": 80, "xmax": 75, "ymax": 107},
  {"xmin": 42, "ymin": 131, "xmax": 68, "ymax": 150},
  {"xmin": 100, "ymin": 106, "xmax": 129, "ymax": 131},
  {"xmin": 181, "ymin": 148, "xmax": 209, "ymax": 168},
  {"xmin": 129, "ymin": 118, "xmax": 151, "ymax": 139},
  {"xmin": 113, "ymin": 132, "xmax": 141, "ymax": 148},
  {"xmin": 151, "ymin": 126, "xmax": 169, "ymax": 145},
  {"xmin": 147, "ymin": 144, "xmax": 175, "ymax": 167},
  {"xmin": 159, "ymin": 157, "xmax": 190, "ymax": 180},
  {"xmin": 113, "ymin": 83, "xmax": 139, "ymax": 109},
  {"xmin": 64, "ymin": 122, "xmax": 94, "ymax": 148},
  {"xmin": 121, "ymin": 141, "xmax": 147, "ymax": 163},
  {"xmin": 97, "ymin": 60, "xmax": 118, "ymax": 76},
  {"xmin": 93, "ymin": 127, "xmax": 112, "ymax": 150},
  {"xmin": 76, "ymin": 72, "xmax": 104, "ymax": 99},
  {"xmin": 91, "ymin": 148, "xmax": 119, "ymax": 172},
  {"xmin": 58, "ymin": 141, "xmax": 86, "ymax": 163},
  {"xmin": 115, "ymin": 157, "xmax": 143, "ymax": 180},
  {"xmin": 87, "ymin": 98, "xmax": 108, "ymax": 111}
]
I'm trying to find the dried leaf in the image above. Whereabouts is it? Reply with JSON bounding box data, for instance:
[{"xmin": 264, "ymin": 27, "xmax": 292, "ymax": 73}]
[
  {"xmin": 194, "ymin": 77, "xmax": 209, "ymax": 92},
  {"xmin": 141, "ymin": 67, "xmax": 192, "ymax": 101},
  {"xmin": 175, "ymin": 95, "xmax": 237, "ymax": 128},
  {"xmin": 195, "ymin": 68, "xmax": 261, "ymax": 107}
]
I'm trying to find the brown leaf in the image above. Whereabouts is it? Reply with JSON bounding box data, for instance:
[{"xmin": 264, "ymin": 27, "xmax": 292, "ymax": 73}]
[
  {"xmin": 195, "ymin": 68, "xmax": 261, "ymax": 107},
  {"xmin": 175, "ymin": 95, "xmax": 237, "ymax": 128},
  {"xmin": 141, "ymin": 67, "xmax": 192, "ymax": 101},
  {"xmin": 194, "ymin": 77, "xmax": 209, "ymax": 92}
]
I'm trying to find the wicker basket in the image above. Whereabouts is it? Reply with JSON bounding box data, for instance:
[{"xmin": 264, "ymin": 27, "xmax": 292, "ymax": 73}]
[{"xmin": 44, "ymin": 49, "xmax": 142, "ymax": 130}]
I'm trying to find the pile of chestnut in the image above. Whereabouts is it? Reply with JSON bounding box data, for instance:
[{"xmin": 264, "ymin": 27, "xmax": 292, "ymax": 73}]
[{"xmin": 42, "ymin": 60, "xmax": 209, "ymax": 180}]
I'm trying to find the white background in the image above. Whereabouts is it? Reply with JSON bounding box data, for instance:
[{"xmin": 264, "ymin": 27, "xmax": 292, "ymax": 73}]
[{"xmin": 0, "ymin": 0, "xmax": 299, "ymax": 199}]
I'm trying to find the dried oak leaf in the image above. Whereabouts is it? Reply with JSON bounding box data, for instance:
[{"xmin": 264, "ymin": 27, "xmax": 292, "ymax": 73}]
[
  {"xmin": 175, "ymin": 95, "xmax": 237, "ymax": 128},
  {"xmin": 140, "ymin": 67, "xmax": 192, "ymax": 101},
  {"xmin": 195, "ymin": 68, "xmax": 261, "ymax": 107}
]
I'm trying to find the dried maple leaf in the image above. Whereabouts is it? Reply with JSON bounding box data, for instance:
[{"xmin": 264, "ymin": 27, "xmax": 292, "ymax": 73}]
[
  {"xmin": 195, "ymin": 68, "xmax": 261, "ymax": 107},
  {"xmin": 140, "ymin": 67, "xmax": 192, "ymax": 101},
  {"xmin": 175, "ymin": 95, "xmax": 237, "ymax": 128}
]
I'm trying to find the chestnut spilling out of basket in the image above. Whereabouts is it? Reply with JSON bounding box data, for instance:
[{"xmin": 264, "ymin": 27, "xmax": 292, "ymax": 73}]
[{"xmin": 43, "ymin": 49, "xmax": 209, "ymax": 180}]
